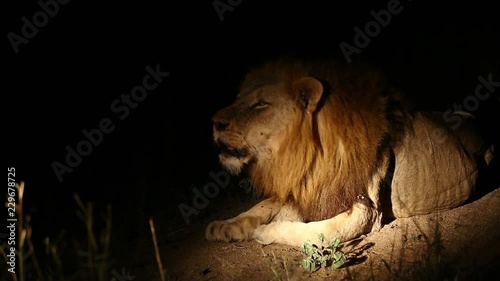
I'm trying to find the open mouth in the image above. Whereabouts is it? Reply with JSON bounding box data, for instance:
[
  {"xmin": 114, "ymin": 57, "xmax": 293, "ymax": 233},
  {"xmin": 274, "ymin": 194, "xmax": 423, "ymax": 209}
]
[{"xmin": 216, "ymin": 140, "xmax": 249, "ymax": 158}]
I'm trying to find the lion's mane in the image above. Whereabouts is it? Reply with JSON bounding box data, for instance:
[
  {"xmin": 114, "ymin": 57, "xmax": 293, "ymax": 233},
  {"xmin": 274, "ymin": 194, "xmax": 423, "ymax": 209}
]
[{"xmin": 242, "ymin": 59, "xmax": 407, "ymax": 221}]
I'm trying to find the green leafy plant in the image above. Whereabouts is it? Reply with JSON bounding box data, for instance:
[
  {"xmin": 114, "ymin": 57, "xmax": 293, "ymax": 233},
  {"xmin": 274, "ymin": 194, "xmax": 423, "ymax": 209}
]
[{"xmin": 300, "ymin": 234, "xmax": 347, "ymax": 273}]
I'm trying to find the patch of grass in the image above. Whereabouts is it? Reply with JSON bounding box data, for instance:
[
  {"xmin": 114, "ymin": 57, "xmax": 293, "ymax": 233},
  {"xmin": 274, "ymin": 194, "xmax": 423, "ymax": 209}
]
[
  {"xmin": 74, "ymin": 194, "xmax": 112, "ymax": 281},
  {"xmin": 300, "ymin": 234, "xmax": 347, "ymax": 273},
  {"xmin": 1, "ymin": 181, "xmax": 48, "ymax": 281},
  {"xmin": 1, "ymin": 181, "xmax": 171, "ymax": 281}
]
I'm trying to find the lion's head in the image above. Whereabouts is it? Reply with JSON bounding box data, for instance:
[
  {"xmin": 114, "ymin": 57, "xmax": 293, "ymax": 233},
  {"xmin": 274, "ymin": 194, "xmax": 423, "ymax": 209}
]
[
  {"xmin": 212, "ymin": 77, "xmax": 323, "ymax": 175},
  {"xmin": 212, "ymin": 59, "xmax": 396, "ymax": 221}
]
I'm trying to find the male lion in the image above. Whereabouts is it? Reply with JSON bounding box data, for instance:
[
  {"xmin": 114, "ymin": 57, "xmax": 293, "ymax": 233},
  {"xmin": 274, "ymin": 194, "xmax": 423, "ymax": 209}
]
[{"xmin": 205, "ymin": 59, "xmax": 495, "ymax": 247}]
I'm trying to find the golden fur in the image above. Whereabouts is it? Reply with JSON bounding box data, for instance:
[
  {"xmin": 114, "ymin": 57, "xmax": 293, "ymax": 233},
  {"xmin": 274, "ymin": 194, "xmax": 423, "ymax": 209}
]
[
  {"xmin": 206, "ymin": 58, "xmax": 495, "ymax": 246},
  {"xmin": 245, "ymin": 61, "xmax": 393, "ymax": 221}
]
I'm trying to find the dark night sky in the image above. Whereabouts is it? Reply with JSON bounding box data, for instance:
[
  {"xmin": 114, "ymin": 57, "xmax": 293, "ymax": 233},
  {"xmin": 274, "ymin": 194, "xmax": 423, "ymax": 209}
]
[{"xmin": 4, "ymin": 1, "xmax": 499, "ymax": 239}]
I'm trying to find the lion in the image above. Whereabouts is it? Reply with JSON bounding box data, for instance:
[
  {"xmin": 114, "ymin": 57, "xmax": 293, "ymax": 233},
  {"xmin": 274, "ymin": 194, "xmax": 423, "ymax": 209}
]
[{"xmin": 205, "ymin": 58, "xmax": 495, "ymax": 247}]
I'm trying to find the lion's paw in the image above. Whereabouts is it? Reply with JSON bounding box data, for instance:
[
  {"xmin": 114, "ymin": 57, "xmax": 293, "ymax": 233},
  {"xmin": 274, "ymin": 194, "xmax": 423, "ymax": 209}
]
[
  {"xmin": 252, "ymin": 223, "xmax": 278, "ymax": 245},
  {"xmin": 253, "ymin": 221, "xmax": 308, "ymax": 247},
  {"xmin": 205, "ymin": 216, "xmax": 261, "ymax": 242}
]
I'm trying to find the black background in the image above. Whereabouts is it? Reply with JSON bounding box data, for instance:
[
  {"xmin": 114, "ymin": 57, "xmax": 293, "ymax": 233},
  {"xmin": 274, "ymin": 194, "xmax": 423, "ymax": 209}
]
[{"xmin": 4, "ymin": 0, "xmax": 500, "ymax": 266}]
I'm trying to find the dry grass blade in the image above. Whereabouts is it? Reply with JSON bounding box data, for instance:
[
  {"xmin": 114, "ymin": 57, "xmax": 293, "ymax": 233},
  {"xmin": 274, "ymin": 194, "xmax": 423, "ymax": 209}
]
[{"xmin": 149, "ymin": 218, "xmax": 166, "ymax": 281}]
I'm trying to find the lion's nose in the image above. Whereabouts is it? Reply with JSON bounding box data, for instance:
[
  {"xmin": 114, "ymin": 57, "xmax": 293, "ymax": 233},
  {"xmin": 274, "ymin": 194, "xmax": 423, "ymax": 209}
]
[
  {"xmin": 213, "ymin": 121, "xmax": 229, "ymax": 131},
  {"xmin": 212, "ymin": 108, "xmax": 231, "ymax": 131}
]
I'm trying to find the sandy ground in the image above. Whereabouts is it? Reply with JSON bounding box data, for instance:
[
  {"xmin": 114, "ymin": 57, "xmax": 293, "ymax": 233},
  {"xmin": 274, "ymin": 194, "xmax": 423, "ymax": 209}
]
[{"xmin": 131, "ymin": 187, "xmax": 500, "ymax": 281}]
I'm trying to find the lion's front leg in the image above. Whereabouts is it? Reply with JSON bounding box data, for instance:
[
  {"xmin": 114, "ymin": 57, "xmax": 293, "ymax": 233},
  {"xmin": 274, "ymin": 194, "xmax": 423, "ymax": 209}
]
[
  {"xmin": 205, "ymin": 197, "xmax": 283, "ymax": 242},
  {"xmin": 252, "ymin": 202, "xmax": 381, "ymax": 247}
]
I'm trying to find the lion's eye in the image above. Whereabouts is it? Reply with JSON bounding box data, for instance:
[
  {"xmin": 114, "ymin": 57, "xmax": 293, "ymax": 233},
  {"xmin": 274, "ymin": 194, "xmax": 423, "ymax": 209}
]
[{"xmin": 251, "ymin": 101, "xmax": 269, "ymax": 109}]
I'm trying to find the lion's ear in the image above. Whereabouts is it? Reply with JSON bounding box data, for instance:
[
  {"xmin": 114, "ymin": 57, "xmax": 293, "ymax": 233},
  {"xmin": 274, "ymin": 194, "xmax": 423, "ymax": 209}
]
[{"xmin": 292, "ymin": 77, "xmax": 324, "ymax": 113}]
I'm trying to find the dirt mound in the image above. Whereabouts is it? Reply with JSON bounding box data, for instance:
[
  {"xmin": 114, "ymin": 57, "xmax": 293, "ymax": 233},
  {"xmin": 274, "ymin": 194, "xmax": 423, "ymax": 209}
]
[{"xmin": 134, "ymin": 188, "xmax": 499, "ymax": 281}]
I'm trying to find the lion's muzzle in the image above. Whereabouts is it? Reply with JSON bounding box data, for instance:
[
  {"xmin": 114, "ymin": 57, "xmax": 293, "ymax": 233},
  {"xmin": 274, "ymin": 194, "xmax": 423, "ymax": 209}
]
[{"xmin": 216, "ymin": 140, "xmax": 249, "ymax": 158}]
